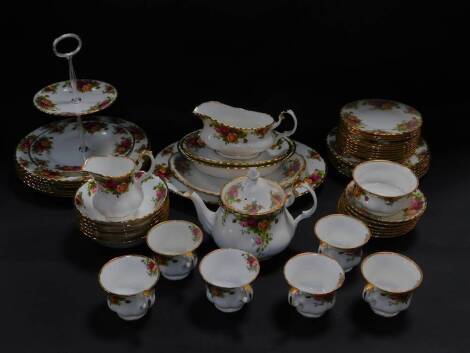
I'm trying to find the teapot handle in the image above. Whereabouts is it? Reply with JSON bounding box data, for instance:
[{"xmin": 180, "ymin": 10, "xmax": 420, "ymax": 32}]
[
  {"xmin": 272, "ymin": 110, "xmax": 298, "ymax": 140},
  {"xmin": 289, "ymin": 184, "xmax": 317, "ymax": 229},
  {"xmin": 135, "ymin": 150, "xmax": 157, "ymax": 178}
]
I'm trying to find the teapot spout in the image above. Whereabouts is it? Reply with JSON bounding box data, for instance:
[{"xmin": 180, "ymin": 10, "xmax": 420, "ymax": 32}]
[{"xmin": 184, "ymin": 191, "xmax": 216, "ymax": 235}]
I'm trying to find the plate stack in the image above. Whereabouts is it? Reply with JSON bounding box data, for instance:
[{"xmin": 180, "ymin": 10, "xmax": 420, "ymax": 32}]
[
  {"xmin": 327, "ymin": 99, "xmax": 430, "ymax": 178},
  {"xmin": 153, "ymin": 102, "xmax": 327, "ymax": 204},
  {"xmin": 337, "ymin": 161, "xmax": 427, "ymax": 238},
  {"xmin": 74, "ymin": 175, "xmax": 169, "ymax": 248}
]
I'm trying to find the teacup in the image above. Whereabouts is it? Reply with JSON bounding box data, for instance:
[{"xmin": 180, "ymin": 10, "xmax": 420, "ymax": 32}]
[
  {"xmin": 146, "ymin": 220, "xmax": 203, "ymax": 280},
  {"xmin": 199, "ymin": 248, "xmax": 260, "ymax": 313},
  {"xmin": 314, "ymin": 214, "xmax": 371, "ymax": 272},
  {"xmin": 284, "ymin": 253, "xmax": 345, "ymax": 318},
  {"xmin": 83, "ymin": 150, "xmax": 157, "ymax": 219},
  {"xmin": 361, "ymin": 252, "xmax": 423, "ymax": 317},
  {"xmin": 352, "ymin": 160, "xmax": 418, "ymax": 216},
  {"xmin": 194, "ymin": 101, "xmax": 297, "ymax": 159},
  {"xmin": 98, "ymin": 255, "xmax": 160, "ymax": 320}
]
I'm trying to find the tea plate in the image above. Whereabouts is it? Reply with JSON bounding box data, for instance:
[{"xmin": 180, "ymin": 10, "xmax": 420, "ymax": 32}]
[
  {"xmin": 74, "ymin": 174, "xmax": 168, "ymax": 222},
  {"xmin": 327, "ymin": 127, "xmax": 430, "ymax": 170},
  {"xmin": 178, "ymin": 130, "xmax": 294, "ymax": 167},
  {"xmin": 16, "ymin": 116, "xmax": 149, "ymax": 183},
  {"xmin": 154, "ymin": 140, "xmax": 326, "ymax": 204},
  {"xmin": 33, "ymin": 80, "xmax": 117, "ymax": 116},
  {"xmin": 169, "ymin": 152, "xmax": 306, "ymax": 196}
]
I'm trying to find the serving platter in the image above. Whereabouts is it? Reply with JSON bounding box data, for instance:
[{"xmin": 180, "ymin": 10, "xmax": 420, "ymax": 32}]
[{"xmin": 154, "ymin": 140, "xmax": 326, "ymax": 204}]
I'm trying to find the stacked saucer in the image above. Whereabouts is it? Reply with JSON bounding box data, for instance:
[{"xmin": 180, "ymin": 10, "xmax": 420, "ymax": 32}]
[
  {"xmin": 74, "ymin": 174, "xmax": 169, "ymax": 248},
  {"xmin": 154, "ymin": 102, "xmax": 327, "ymax": 204},
  {"xmin": 327, "ymin": 99, "xmax": 430, "ymax": 178},
  {"xmin": 337, "ymin": 161, "xmax": 426, "ymax": 238}
]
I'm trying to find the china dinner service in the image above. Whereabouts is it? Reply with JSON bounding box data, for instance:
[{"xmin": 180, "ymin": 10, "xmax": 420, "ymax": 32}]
[
  {"xmin": 327, "ymin": 99, "xmax": 430, "ymax": 178},
  {"xmin": 16, "ymin": 34, "xmax": 428, "ymax": 321}
]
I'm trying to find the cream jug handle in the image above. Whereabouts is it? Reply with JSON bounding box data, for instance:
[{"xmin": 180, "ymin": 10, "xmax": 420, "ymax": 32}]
[
  {"xmin": 272, "ymin": 110, "xmax": 298, "ymax": 140},
  {"xmin": 135, "ymin": 150, "xmax": 157, "ymax": 178},
  {"xmin": 290, "ymin": 184, "xmax": 317, "ymax": 230}
]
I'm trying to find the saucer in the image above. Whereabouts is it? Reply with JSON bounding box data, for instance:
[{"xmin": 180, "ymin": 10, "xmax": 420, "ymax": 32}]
[
  {"xmin": 16, "ymin": 116, "xmax": 149, "ymax": 196},
  {"xmin": 169, "ymin": 152, "xmax": 306, "ymax": 196},
  {"xmin": 178, "ymin": 130, "xmax": 294, "ymax": 168},
  {"xmin": 344, "ymin": 181, "xmax": 426, "ymax": 223},
  {"xmin": 33, "ymin": 80, "xmax": 117, "ymax": 116},
  {"xmin": 75, "ymin": 174, "xmax": 168, "ymax": 222},
  {"xmin": 154, "ymin": 140, "xmax": 326, "ymax": 204}
]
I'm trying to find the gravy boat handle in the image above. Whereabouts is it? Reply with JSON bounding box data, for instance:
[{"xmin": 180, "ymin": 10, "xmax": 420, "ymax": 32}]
[{"xmin": 272, "ymin": 109, "xmax": 298, "ymax": 140}]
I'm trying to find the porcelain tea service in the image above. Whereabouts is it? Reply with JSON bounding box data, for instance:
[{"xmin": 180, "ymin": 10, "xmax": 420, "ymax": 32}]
[
  {"xmin": 186, "ymin": 168, "xmax": 317, "ymax": 259},
  {"xmin": 361, "ymin": 252, "xmax": 423, "ymax": 317},
  {"xmin": 194, "ymin": 101, "xmax": 298, "ymax": 160},
  {"xmin": 98, "ymin": 255, "xmax": 159, "ymax": 321},
  {"xmin": 82, "ymin": 150, "xmax": 157, "ymax": 219},
  {"xmin": 199, "ymin": 248, "xmax": 260, "ymax": 312},
  {"xmin": 352, "ymin": 160, "xmax": 419, "ymax": 217},
  {"xmin": 147, "ymin": 221, "xmax": 203, "ymax": 280}
]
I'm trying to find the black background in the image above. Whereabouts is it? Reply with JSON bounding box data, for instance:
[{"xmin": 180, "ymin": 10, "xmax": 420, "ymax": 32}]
[{"xmin": 3, "ymin": 1, "xmax": 470, "ymax": 352}]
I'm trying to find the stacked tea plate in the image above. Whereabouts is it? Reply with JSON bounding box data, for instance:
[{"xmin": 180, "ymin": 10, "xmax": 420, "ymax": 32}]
[
  {"xmin": 154, "ymin": 101, "xmax": 327, "ymax": 204},
  {"xmin": 337, "ymin": 160, "xmax": 427, "ymax": 238},
  {"xmin": 74, "ymin": 153, "xmax": 169, "ymax": 248},
  {"xmin": 327, "ymin": 99, "xmax": 430, "ymax": 178}
]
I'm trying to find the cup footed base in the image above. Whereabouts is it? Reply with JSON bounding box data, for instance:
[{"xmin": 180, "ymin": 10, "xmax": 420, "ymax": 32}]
[
  {"xmin": 161, "ymin": 272, "xmax": 192, "ymax": 281},
  {"xmin": 296, "ymin": 309, "xmax": 326, "ymax": 318},
  {"xmin": 214, "ymin": 304, "xmax": 244, "ymax": 313},
  {"xmin": 370, "ymin": 308, "xmax": 401, "ymax": 318},
  {"xmin": 116, "ymin": 311, "xmax": 148, "ymax": 321}
]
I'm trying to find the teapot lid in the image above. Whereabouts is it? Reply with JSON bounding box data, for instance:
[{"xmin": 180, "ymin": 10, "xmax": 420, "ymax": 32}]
[{"xmin": 220, "ymin": 168, "xmax": 285, "ymax": 216}]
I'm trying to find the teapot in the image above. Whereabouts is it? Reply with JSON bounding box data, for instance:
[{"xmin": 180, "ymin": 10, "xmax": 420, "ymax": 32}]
[
  {"xmin": 185, "ymin": 168, "xmax": 317, "ymax": 259},
  {"xmin": 82, "ymin": 150, "xmax": 156, "ymax": 219}
]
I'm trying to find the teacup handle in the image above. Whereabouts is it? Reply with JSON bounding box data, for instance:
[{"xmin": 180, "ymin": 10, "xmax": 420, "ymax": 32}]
[
  {"xmin": 288, "ymin": 287, "xmax": 304, "ymax": 308},
  {"xmin": 135, "ymin": 150, "xmax": 157, "ymax": 178},
  {"xmin": 362, "ymin": 283, "xmax": 375, "ymax": 302},
  {"xmin": 240, "ymin": 285, "xmax": 253, "ymax": 304},
  {"xmin": 288, "ymin": 184, "xmax": 317, "ymax": 229},
  {"xmin": 272, "ymin": 110, "xmax": 298, "ymax": 140}
]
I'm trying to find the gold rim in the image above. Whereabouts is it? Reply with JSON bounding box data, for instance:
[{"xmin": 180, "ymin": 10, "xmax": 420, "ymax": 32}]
[
  {"xmin": 352, "ymin": 160, "xmax": 419, "ymax": 199},
  {"xmin": 283, "ymin": 252, "xmax": 345, "ymax": 295},
  {"xmin": 98, "ymin": 254, "xmax": 160, "ymax": 296},
  {"xmin": 146, "ymin": 220, "xmax": 203, "ymax": 256},
  {"xmin": 198, "ymin": 248, "xmax": 260, "ymax": 288},
  {"xmin": 314, "ymin": 214, "xmax": 371, "ymax": 249},
  {"xmin": 360, "ymin": 251, "xmax": 423, "ymax": 293},
  {"xmin": 178, "ymin": 130, "xmax": 295, "ymax": 168}
]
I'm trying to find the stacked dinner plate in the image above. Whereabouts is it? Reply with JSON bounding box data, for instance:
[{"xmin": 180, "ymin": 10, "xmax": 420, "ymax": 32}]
[
  {"xmin": 74, "ymin": 174, "xmax": 169, "ymax": 248},
  {"xmin": 327, "ymin": 99, "xmax": 430, "ymax": 178},
  {"xmin": 154, "ymin": 102, "xmax": 327, "ymax": 204}
]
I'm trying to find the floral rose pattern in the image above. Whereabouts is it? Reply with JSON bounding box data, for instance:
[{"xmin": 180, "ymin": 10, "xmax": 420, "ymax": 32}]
[
  {"xmin": 87, "ymin": 180, "xmax": 98, "ymax": 196},
  {"xmin": 85, "ymin": 96, "xmax": 114, "ymax": 114},
  {"xmin": 341, "ymin": 112, "xmax": 364, "ymax": 128},
  {"xmin": 35, "ymin": 95, "xmax": 57, "ymax": 111},
  {"xmin": 114, "ymin": 137, "xmax": 132, "ymax": 155},
  {"xmin": 141, "ymin": 258, "xmax": 159, "ymax": 276},
  {"xmin": 210, "ymin": 120, "xmax": 248, "ymax": 144},
  {"xmin": 304, "ymin": 169, "xmax": 325, "ymax": 187},
  {"xmin": 189, "ymin": 224, "xmax": 202, "ymax": 242},
  {"xmin": 282, "ymin": 158, "xmax": 301, "ymax": 177},
  {"xmin": 254, "ymin": 126, "xmax": 270, "ymax": 138},
  {"xmin": 153, "ymin": 182, "xmax": 167, "ymax": 206},
  {"xmin": 161, "ymin": 145, "xmax": 175, "ymax": 156},
  {"xmin": 225, "ymin": 183, "xmax": 242, "ymax": 204},
  {"xmin": 270, "ymin": 191, "xmax": 284, "ymax": 208},
  {"xmin": 32, "ymin": 137, "xmax": 53, "ymax": 154},
  {"xmin": 365, "ymin": 99, "xmax": 400, "ymax": 110},
  {"xmin": 109, "ymin": 295, "xmax": 131, "ymax": 305},
  {"xmin": 394, "ymin": 117, "xmax": 420, "ymax": 132},
  {"xmin": 235, "ymin": 212, "xmax": 279, "ymax": 255},
  {"xmin": 103, "ymin": 84, "xmax": 116, "ymax": 94},
  {"xmin": 308, "ymin": 149, "xmax": 321, "ymax": 160},
  {"xmin": 98, "ymin": 177, "xmax": 133, "ymax": 197},
  {"xmin": 153, "ymin": 163, "xmax": 172, "ymax": 180},
  {"xmin": 75, "ymin": 191, "xmax": 84, "ymax": 208},
  {"xmin": 42, "ymin": 83, "xmax": 60, "ymax": 94},
  {"xmin": 242, "ymin": 253, "xmax": 259, "ymax": 272},
  {"xmin": 243, "ymin": 201, "xmax": 263, "ymax": 214},
  {"xmin": 82, "ymin": 121, "xmax": 108, "ymax": 134},
  {"xmin": 17, "ymin": 135, "xmax": 37, "ymax": 153},
  {"xmin": 404, "ymin": 191, "xmax": 424, "ymax": 217},
  {"xmin": 186, "ymin": 135, "xmax": 206, "ymax": 149},
  {"xmin": 208, "ymin": 284, "xmax": 235, "ymax": 298}
]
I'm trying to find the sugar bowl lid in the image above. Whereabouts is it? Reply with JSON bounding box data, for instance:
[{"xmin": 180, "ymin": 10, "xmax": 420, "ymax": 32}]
[{"xmin": 220, "ymin": 168, "xmax": 286, "ymax": 216}]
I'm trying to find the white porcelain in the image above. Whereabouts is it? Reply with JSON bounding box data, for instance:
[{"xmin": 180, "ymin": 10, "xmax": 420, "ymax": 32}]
[
  {"xmin": 82, "ymin": 151, "xmax": 157, "ymax": 219},
  {"xmin": 284, "ymin": 253, "xmax": 345, "ymax": 318},
  {"xmin": 361, "ymin": 252, "xmax": 423, "ymax": 317},
  {"xmin": 154, "ymin": 140, "xmax": 326, "ymax": 205},
  {"xmin": 99, "ymin": 255, "xmax": 159, "ymax": 320},
  {"xmin": 169, "ymin": 152, "xmax": 305, "ymax": 196},
  {"xmin": 199, "ymin": 248, "xmax": 259, "ymax": 312},
  {"xmin": 147, "ymin": 221, "xmax": 203, "ymax": 280},
  {"xmin": 194, "ymin": 101, "xmax": 298, "ymax": 159},
  {"xmin": 314, "ymin": 214, "xmax": 371, "ymax": 272},
  {"xmin": 16, "ymin": 116, "xmax": 149, "ymax": 184},
  {"xmin": 352, "ymin": 160, "xmax": 418, "ymax": 216},
  {"xmin": 187, "ymin": 168, "xmax": 317, "ymax": 259}
]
